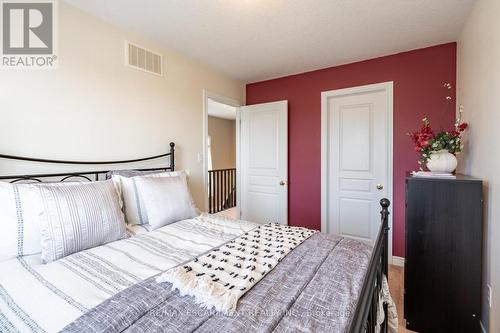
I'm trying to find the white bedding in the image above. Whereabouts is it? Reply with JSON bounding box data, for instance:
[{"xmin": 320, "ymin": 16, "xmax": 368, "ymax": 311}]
[{"xmin": 0, "ymin": 214, "xmax": 259, "ymax": 333}]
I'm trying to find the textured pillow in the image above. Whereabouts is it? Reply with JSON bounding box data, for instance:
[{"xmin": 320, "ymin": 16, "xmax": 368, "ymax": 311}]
[
  {"xmin": 38, "ymin": 180, "xmax": 128, "ymax": 263},
  {"xmin": 136, "ymin": 174, "xmax": 198, "ymax": 230},
  {"xmin": 0, "ymin": 182, "xmax": 44, "ymax": 261},
  {"xmin": 112, "ymin": 171, "xmax": 192, "ymax": 225}
]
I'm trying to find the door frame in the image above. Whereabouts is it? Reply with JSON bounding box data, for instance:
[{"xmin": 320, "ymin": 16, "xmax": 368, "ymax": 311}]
[
  {"xmin": 202, "ymin": 90, "xmax": 241, "ymax": 214},
  {"xmin": 320, "ymin": 81, "xmax": 394, "ymax": 263}
]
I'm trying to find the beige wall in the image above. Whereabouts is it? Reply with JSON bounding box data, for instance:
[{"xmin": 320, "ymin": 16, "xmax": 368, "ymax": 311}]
[
  {"xmin": 0, "ymin": 2, "xmax": 245, "ymax": 208},
  {"xmin": 208, "ymin": 116, "xmax": 236, "ymax": 170},
  {"xmin": 457, "ymin": 0, "xmax": 500, "ymax": 331}
]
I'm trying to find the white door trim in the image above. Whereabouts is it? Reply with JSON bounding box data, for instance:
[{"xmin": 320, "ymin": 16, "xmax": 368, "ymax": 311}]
[
  {"xmin": 320, "ymin": 81, "xmax": 394, "ymax": 263},
  {"xmin": 202, "ymin": 90, "xmax": 241, "ymax": 213}
]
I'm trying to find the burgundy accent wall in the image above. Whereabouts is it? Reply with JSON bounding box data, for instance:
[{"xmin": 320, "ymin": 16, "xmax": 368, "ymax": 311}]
[{"xmin": 246, "ymin": 43, "xmax": 456, "ymax": 257}]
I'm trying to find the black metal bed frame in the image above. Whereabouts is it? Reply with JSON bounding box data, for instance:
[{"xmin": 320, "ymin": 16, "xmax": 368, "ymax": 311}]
[
  {"xmin": 348, "ymin": 198, "xmax": 391, "ymax": 333},
  {"xmin": 0, "ymin": 142, "xmax": 175, "ymax": 183},
  {"xmin": 0, "ymin": 143, "xmax": 390, "ymax": 332}
]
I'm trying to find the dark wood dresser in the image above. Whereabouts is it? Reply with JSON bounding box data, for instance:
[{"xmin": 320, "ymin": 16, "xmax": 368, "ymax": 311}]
[{"xmin": 404, "ymin": 174, "xmax": 483, "ymax": 333}]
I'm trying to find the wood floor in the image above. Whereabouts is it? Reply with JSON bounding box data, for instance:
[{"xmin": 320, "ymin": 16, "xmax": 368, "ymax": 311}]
[{"xmin": 388, "ymin": 265, "xmax": 417, "ymax": 332}]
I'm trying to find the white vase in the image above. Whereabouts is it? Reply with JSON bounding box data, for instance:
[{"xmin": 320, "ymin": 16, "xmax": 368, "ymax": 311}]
[{"xmin": 426, "ymin": 149, "xmax": 458, "ymax": 173}]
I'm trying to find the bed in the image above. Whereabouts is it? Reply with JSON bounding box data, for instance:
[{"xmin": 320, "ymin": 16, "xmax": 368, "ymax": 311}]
[{"xmin": 0, "ymin": 143, "xmax": 392, "ymax": 333}]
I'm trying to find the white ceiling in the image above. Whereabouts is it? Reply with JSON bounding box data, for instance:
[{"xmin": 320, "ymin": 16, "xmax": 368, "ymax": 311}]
[
  {"xmin": 64, "ymin": 0, "xmax": 476, "ymax": 83},
  {"xmin": 207, "ymin": 99, "xmax": 237, "ymax": 120}
]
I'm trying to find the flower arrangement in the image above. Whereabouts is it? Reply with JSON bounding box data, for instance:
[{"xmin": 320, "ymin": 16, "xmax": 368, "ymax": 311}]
[{"xmin": 409, "ymin": 106, "xmax": 468, "ymax": 169}]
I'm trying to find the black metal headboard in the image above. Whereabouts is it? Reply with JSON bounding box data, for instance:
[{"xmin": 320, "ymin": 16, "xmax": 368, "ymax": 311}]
[{"xmin": 0, "ymin": 142, "xmax": 175, "ymax": 183}]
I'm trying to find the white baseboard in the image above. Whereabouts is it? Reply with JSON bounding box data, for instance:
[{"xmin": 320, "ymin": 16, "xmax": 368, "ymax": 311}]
[{"xmin": 392, "ymin": 256, "xmax": 405, "ymax": 267}]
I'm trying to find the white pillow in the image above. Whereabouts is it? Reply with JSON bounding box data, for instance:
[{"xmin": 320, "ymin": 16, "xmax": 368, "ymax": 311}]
[
  {"xmin": 112, "ymin": 171, "xmax": 195, "ymax": 226},
  {"xmin": 38, "ymin": 180, "xmax": 128, "ymax": 263},
  {"xmin": 0, "ymin": 182, "xmax": 44, "ymax": 261},
  {"xmin": 135, "ymin": 174, "xmax": 198, "ymax": 230}
]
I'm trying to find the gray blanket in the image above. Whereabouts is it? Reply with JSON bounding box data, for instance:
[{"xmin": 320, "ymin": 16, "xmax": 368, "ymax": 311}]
[{"xmin": 61, "ymin": 233, "xmax": 371, "ymax": 333}]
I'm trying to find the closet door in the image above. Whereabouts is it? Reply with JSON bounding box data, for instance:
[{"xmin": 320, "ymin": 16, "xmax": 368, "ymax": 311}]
[{"xmin": 321, "ymin": 82, "xmax": 393, "ymax": 245}]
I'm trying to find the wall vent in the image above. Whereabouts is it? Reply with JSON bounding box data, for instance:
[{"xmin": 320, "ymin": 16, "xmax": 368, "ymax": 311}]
[{"xmin": 125, "ymin": 41, "xmax": 163, "ymax": 76}]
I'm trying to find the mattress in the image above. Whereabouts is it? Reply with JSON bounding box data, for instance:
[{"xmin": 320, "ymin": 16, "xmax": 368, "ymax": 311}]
[{"xmin": 0, "ymin": 215, "xmax": 259, "ymax": 333}]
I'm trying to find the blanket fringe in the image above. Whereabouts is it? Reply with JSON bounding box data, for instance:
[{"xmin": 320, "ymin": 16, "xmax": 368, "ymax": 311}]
[
  {"xmin": 156, "ymin": 224, "xmax": 317, "ymax": 313},
  {"xmin": 156, "ymin": 268, "xmax": 238, "ymax": 314}
]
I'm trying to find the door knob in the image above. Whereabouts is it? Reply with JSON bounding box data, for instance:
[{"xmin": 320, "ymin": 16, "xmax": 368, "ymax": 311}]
[
  {"xmin": 279, "ymin": 181, "xmax": 287, "ymax": 186},
  {"xmin": 376, "ymin": 184, "xmax": 384, "ymax": 190}
]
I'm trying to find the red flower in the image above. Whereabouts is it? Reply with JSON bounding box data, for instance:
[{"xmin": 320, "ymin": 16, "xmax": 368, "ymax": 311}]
[
  {"xmin": 450, "ymin": 130, "xmax": 460, "ymax": 137},
  {"xmin": 419, "ymin": 140, "xmax": 429, "ymax": 148},
  {"xmin": 408, "ymin": 117, "xmax": 437, "ymax": 152},
  {"xmin": 457, "ymin": 123, "xmax": 468, "ymax": 132}
]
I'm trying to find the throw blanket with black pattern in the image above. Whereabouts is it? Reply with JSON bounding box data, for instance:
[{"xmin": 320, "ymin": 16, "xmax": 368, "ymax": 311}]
[{"xmin": 156, "ymin": 223, "xmax": 317, "ymax": 313}]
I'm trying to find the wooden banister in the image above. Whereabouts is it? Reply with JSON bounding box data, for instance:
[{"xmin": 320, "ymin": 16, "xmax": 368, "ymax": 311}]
[{"xmin": 208, "ymin": 168, "xmax": 236, "ymax": 214}]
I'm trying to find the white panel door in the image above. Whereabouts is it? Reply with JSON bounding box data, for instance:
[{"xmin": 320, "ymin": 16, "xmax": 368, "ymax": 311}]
[
  {"xmin": 240, "ymin": 101, "xmax": 288, "ymax": 225},
  {"xmin": 321, "ymin": 83, "xmax": 392, "ymax": 245}
]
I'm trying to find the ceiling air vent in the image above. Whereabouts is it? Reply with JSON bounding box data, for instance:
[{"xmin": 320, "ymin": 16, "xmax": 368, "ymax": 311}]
[{"xmin": 125, "ymin": 41, "xmax": 163, "ymax": 76}]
